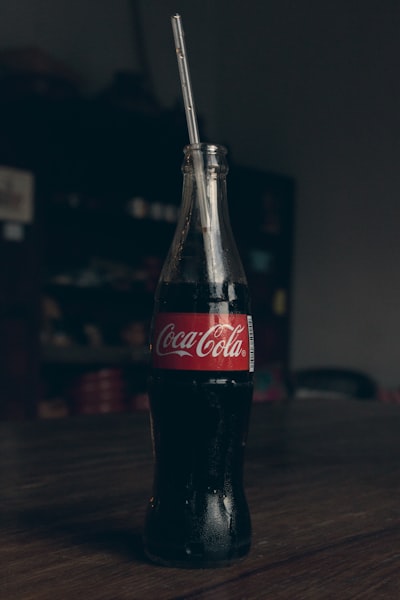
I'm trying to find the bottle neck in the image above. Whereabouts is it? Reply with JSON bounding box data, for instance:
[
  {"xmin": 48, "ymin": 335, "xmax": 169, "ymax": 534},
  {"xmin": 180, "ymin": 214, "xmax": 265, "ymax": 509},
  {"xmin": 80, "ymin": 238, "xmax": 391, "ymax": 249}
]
[
  {"xmin": 184, "ymin": 144, "xmax": 230, "ymax": 282},
  {"xmin": 182, "ymin": 143, "xmax": 228, "ymax": 176},
  {"xmin": 158, "ymin": 143, "xmax": 247, "ymax": 286}
]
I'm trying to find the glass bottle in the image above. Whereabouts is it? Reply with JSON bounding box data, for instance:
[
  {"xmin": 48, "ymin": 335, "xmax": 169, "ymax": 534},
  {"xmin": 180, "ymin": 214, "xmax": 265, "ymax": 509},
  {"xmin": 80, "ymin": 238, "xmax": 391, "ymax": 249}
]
[{"xmin": 144, "ymin": 143, "xmax": 254, "ymax": 568}]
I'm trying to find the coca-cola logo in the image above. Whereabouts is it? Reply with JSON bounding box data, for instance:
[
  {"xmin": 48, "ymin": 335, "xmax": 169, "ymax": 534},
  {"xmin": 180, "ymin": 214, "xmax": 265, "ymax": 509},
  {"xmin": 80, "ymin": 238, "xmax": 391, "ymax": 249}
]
[
  {"xmin": 155, "ymin": 322, "xmax": 246, "ymax": 359},
  {"xmin": 152, "ymin": 313, "xmax": 253, "ymax": 371}
]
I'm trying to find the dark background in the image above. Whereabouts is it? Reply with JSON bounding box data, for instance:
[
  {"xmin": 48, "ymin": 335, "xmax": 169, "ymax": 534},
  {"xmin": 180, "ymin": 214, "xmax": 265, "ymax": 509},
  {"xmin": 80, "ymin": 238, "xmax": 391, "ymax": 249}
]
[{"xmin": 0, "ymin": 0, "xmax": 399, "ymax": 390}]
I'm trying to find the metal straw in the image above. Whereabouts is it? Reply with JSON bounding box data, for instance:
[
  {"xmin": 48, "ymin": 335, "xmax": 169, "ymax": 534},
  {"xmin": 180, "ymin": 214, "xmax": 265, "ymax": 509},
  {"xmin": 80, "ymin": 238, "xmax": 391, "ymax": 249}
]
[
  {"xmin": 171, "ymin": 14, "xmax": 200, "ymax": 145},
  {"xmin": 171, "ymin": 14, "xmax": 223, "ymax": 280}
]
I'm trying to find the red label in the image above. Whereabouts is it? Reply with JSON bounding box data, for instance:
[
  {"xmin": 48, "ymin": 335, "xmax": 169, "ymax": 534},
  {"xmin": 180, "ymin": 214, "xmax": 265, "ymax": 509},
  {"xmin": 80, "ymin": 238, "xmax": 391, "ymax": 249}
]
[{"xmin": 152, "ymin": 313, "xmax": 254, "ymax": 371}]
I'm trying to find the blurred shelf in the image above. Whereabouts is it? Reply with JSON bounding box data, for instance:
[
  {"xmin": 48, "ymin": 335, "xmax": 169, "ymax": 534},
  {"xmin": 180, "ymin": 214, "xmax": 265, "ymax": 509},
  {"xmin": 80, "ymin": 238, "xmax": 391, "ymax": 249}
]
[
  {"xmin": 43, "ymin": 206, "xmax": 177, "ymax": 265},
  {"xmin": 43, "ymin": 283, "xmax": 151, "ymax": 299},
  {"xmin": 44, "ymin": 204, "xmax": 178, "ymax": 232},
  {"xmin": 41, "ymin": 344, "xmax": 149, "ymax": 365}
]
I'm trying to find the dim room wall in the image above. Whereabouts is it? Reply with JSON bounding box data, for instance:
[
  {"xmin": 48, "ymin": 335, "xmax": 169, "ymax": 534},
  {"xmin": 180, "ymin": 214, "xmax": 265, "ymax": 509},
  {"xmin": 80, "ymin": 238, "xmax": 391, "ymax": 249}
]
[{"xmin": 1, "ymin": 0, "xmax": 400, "ymax": 387}]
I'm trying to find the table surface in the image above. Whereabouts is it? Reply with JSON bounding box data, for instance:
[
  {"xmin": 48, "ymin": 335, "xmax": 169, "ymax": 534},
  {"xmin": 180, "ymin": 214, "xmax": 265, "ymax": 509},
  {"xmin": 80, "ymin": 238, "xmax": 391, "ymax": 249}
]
[{"xmin": 1, "ymin": 397, "xmax": 400, "ymax": 599}]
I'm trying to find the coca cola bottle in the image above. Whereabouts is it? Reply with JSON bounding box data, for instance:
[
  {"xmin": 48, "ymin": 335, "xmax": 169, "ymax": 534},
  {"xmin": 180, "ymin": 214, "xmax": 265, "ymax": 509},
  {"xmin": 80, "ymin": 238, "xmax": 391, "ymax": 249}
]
[{"xmin": 144, "ymin": 143, "xmax": 254, "ymax": 568}]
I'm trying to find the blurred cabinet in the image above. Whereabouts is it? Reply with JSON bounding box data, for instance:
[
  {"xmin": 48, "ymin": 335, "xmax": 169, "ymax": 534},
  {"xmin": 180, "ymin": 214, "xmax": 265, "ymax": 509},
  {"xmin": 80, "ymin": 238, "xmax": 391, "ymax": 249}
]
[
  {"xmin": 0, "ymin": 95, "xmax": 187, "ymax": 418},
  {"xmin": 230, "ymin": 166, "xmax": 295, "ymax": 403},
  {"xmin": 0, "ymin": 223, "xmax": 40, "ymax": 419},
  {"xmin": 0, "ymin": 95, "xmax": 294, "ymax": 419}
]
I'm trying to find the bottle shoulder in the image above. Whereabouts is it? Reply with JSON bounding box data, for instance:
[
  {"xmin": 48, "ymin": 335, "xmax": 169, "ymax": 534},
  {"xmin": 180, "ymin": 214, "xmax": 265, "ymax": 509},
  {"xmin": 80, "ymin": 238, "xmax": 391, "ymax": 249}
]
[{"xmin": 154, "ymin": 281, "xmax": 251, "ymax": 314}]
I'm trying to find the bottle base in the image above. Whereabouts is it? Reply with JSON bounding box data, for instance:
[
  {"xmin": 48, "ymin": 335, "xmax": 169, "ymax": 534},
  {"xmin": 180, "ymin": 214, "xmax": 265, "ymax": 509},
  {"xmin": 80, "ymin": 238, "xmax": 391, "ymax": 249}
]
[{"xmin": 144, "ymin": 540, "xmax": 251, "ymax": 569}]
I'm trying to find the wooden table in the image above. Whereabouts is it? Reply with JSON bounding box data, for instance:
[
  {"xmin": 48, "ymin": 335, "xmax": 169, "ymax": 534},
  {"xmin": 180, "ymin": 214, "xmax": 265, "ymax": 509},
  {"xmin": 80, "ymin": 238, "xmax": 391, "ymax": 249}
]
[{"xmin": 1, "ymin": 397, "xmax": 400, "ymax": 599}]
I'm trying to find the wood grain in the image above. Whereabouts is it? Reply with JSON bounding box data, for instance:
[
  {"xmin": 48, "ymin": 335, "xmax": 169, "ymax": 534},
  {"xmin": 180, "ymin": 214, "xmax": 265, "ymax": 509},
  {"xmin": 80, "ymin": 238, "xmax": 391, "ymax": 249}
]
[{"xmin": 1, "ymin": 398, "xmax": 400, "ymax": 599}]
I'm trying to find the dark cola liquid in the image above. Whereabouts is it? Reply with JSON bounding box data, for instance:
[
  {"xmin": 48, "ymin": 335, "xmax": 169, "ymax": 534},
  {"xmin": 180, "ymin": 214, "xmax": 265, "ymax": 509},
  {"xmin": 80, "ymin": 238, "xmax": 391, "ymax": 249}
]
[{"xmin": 144, "ymin": 282, "xmax": 253, "ymax": 567}]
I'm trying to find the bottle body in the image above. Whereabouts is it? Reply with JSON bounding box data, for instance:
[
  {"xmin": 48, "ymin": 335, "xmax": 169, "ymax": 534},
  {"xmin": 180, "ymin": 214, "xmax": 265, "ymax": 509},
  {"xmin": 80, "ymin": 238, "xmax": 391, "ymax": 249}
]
[
  {"xmin": 144, "ymin": 145, "xmax": 254, "ymax": 568},
  {"xmin": 146, "ymin": 371, "xmax": 252, "ymax": 567}
]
